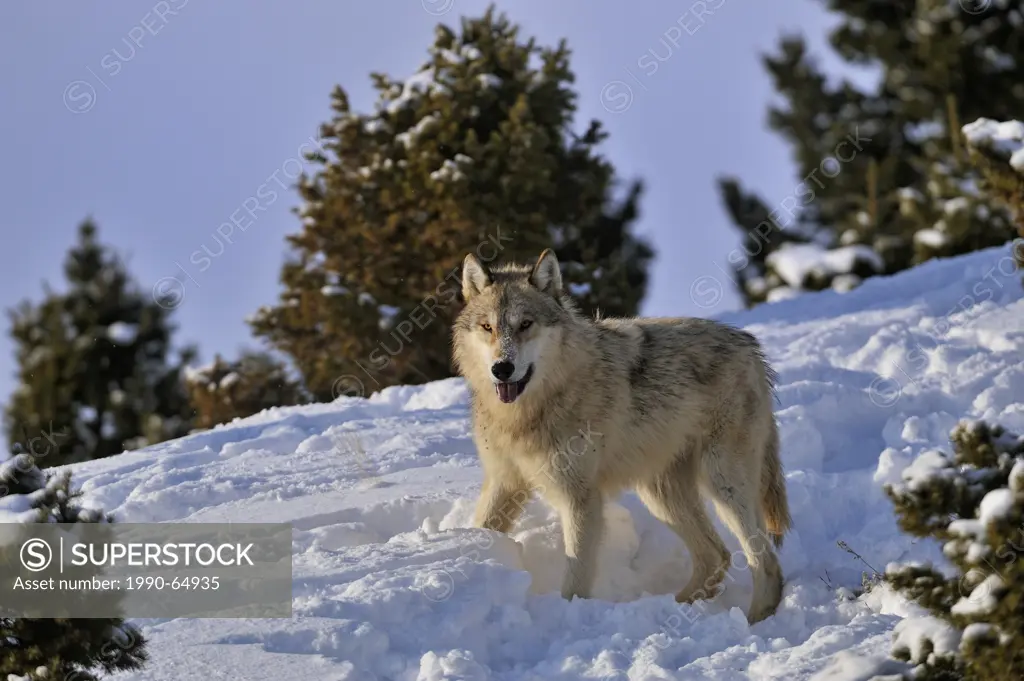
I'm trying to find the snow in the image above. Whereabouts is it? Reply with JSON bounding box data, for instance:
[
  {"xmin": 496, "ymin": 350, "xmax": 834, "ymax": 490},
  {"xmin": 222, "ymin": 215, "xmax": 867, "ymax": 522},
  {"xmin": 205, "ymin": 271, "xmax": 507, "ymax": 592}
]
[
  {"xmin": 961, "ymin": 622, "xmax": 994, "ymax": 642},
  {"xmin": 100, "ymin": 413, "xmax": 116, "ymax": 439},
  {"xmin": 106, "ymin": 321, "xmax": 138, "ymax": 345},
  {"xmin": 948, "ymin": 518, "xmax": 984, "ymax": 539},
  {"xmin": 321, "ymin": 285, "xmax": 349, "ymax": 297},
  {"xmin": 435, "ymin": 48, "xmax": 462, "ymax": 64},
  {"xmin": 1010, "ymin": 458, "xmax": 1024, "ymax": 489},
  {"xmin": 384, "ymin": 68, "xmax": 450, "ymax": 115},
  {"xmin": 0, "ymin": 491, "xmax": 39, "ymax": 524},
  {"xmin": 183, "ymin": 360, "xmax": 217, "ymax": 383},
  {"xmin": 896, "ymin": 449, "xmax": 952, "ymax": 492},
  {"xmin": 746, "ymin": 276, "xmax": 768, "ymax": 297},
  {"xmin": 429, "ymin": 158, "xmax": 466, "ymax": 182},
  {"xmin": 943, "ymin": 197, "xmax": 969, "ymax": 215},
  {"xmin": 962, "ymin": 118, "xmax": 1024, "ymax": 172},
  {"xmin": 977, "ymin": 488, "xmax": 1014, "ymax": 524},
  {"xmin": 807, "ymin": 649, "xmax": 910, "ymax": 681},
  {"xmin": 395, "ymin": 113, "xmax": 440, "ymax": 149},
  {"xmin": 965, "ymin": 542, "xmax": 990, "ymax": 563},
  {"xmin": 994, "ymin": 427, "xmax": 1024, "ymax": 452},
  {"xmin": 897, "ymin": 187, "xmax": 923, "ymax": 202},
  {"xmin": 378, "ymin": 304, "xmax": 401, "ymax": 329},
  {"xmin": 7, "ymin": 666, "xmax": 51, "ymax": 681},
  {"xmin": 303, "ymin": 250, "xmax": 327, "ymax": 272},
  {"xmin": 951, "ymin": 573, "xmax": 1003, "ymax": 617},
  {"xmin": 567, "ymin": 282, "xmax": 591, "ymax": 296},
  {"xmin": 0, "ymin": 455, "xmax": 65, "ymax": 529},
  {"xmin": 431, "ymin": 43, "xmax": 482, "ymax": 64},
  {"xmin": 765, "ymin": 286, "xmax": 799, "ymax": 303},
  {"xmin": 767, "ymin": 243, "xmax": 884, "ymax": 290},
  {"xmin": 477, "ymin": 74, "xmax": 503, "ymax": 89},
  {"xmin": 914, "ymin": 228, "xmax": 949, "ymax": 248},
  {"xmin": 363, "ymin": 118, "xmax": 389, "ymax": 134},
  {"xmin": 52, "ymin": 243, "xmax": 1024, "ymax": 680},
  {"xmin": 890, "ymin": 615, "xmax": 961, "ymax": 662},
  {"xmin": 831, "ymin": 274, "xmax": 862, "ymax": 293}
]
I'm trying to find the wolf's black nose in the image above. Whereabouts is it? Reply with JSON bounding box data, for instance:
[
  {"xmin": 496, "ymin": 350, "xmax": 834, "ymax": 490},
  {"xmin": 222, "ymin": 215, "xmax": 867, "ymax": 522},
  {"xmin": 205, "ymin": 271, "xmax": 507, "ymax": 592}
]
[{"xmin": 491, "ymin": 361, "xmax": 515, "ymax": 381}]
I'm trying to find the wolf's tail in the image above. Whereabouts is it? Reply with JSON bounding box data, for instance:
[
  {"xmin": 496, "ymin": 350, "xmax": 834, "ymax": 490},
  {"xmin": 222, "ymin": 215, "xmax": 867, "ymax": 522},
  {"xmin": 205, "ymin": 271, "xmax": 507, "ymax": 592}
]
[{"xmin": 761, "ymin": 423, "xmax": 791, "ymax": 549}]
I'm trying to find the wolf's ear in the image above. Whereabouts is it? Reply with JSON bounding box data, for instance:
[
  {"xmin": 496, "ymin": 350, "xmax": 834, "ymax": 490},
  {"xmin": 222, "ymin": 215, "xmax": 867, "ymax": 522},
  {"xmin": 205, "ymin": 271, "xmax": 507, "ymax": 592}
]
[
  {"xmin": 461, "ymin": 253, "xmax": 492, "ymax": 300},
  {"xmin": 529, "ymin": 249, "xmax": 562, "ymax": 296}
]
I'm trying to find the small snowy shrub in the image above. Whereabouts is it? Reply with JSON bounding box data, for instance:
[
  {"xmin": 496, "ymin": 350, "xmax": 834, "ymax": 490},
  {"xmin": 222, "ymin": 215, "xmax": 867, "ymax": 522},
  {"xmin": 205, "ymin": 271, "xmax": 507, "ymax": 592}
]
[
  {"xmin": 0, "ymin": 454, "xmax": 148, "ymax": 681},
  {"xmin": 878, "ymin": 420, "xmax": 1024, "ymax": 680}
]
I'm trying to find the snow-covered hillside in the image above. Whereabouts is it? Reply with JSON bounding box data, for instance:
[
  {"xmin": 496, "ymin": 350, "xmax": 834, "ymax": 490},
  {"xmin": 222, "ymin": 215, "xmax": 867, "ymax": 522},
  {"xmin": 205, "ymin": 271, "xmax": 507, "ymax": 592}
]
[{"xmin": 63, "ymin": 243, "xmax": 1023, "ymax": 680}]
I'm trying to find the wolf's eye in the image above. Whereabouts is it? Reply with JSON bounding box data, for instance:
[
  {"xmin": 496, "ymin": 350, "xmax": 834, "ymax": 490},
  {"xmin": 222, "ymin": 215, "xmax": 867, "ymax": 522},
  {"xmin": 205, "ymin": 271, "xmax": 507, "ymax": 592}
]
[
  {"xmin": 481, "ymin": 323, "xmax": 492, "ymax": 333},
  {"xmin": 519, "ymin": 320, "xmax": 533, "ymax": 331}
]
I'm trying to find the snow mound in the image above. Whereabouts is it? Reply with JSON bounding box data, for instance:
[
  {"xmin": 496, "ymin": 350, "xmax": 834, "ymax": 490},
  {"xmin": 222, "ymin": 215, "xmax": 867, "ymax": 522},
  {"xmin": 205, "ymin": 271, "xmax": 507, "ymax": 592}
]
[{"xmin": 58, "ymin": 242, "xmax": 1024, "ymax": 680}]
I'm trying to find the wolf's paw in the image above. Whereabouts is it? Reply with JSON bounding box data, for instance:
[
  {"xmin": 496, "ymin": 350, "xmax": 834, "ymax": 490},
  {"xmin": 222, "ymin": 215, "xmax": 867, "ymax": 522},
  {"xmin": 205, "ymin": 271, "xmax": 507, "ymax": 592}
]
[
  {"xmin": 674, "ymin": 591, "xmax": 697, "ymax": 605},
  {"xmin": 675, "ymin": 576, "xmax": 726, "ymax": 606},
  {"xmin": 746, "ymin": 601, "xmax": 779, "ymax": 624},
  {"xmin": 560, "ymin": 580, "xmax": 590, "ymax": 601}
]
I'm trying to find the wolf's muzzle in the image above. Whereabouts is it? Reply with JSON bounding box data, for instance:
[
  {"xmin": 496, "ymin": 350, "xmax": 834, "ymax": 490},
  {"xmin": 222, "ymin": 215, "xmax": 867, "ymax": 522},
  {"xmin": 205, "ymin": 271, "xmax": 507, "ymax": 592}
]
[
  {"xmin": 494, "ymin": 364, "xmax": 533, "ymax": 404},
  {"xmin": 491, "ymin": 361, "xmax": 515, "ymax": 381}
]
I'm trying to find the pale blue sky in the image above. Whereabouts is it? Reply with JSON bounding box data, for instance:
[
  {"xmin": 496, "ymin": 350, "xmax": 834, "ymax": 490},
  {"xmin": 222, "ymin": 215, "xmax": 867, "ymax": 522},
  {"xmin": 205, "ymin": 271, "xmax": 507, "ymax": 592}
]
[{"xmin": 0, "ymin": 1, "xmax": 846, "ymax": 412}]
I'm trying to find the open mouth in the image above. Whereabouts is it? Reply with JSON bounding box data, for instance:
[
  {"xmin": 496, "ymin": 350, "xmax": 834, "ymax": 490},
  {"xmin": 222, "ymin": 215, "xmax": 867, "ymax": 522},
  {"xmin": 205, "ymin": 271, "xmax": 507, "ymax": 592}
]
[{"xmin": 495, "ymin": 365, "xmax": 533, "ymax": 404}]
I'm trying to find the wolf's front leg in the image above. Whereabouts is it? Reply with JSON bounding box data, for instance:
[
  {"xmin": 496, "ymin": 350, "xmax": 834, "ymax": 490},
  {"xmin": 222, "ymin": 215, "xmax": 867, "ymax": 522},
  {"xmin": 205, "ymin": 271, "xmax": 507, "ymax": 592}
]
[
  {"xmin": 559, "ymin": 490, "xmax": 605, "ymax": 600},
  {"xmin": 473, "ymin": 476, "xmax": 532, "ymax": 533}
]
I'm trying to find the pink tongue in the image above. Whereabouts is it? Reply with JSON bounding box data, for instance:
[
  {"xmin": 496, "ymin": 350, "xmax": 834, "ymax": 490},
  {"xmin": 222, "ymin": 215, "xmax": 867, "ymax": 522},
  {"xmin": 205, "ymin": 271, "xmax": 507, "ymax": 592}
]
[{"xmin": 496, "ymin": 382, "xmax": 519, "ymax": 403}]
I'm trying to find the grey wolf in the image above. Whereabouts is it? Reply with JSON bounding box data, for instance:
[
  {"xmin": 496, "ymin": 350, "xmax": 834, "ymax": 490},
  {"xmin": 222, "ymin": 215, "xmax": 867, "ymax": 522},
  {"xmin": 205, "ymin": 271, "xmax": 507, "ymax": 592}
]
[{"xmin": 452, "ymin": 249, "xmax": 791, "ymax": 623}]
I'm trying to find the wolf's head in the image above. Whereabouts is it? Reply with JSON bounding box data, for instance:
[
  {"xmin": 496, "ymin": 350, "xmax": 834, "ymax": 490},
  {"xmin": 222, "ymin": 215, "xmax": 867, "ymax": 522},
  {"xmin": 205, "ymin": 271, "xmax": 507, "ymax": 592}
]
[{"xmin": 452, "ymin": 249, "xmax": 574, "ymax": 405}]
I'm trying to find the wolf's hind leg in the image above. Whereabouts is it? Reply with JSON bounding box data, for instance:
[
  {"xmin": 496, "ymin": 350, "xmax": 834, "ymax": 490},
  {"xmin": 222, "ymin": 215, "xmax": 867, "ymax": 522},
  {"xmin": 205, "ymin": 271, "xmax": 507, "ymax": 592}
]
[
  {"xmin": 702, "ymin": 448, "xmax": 783, "ymax": 624},
  {"xmin": 473, "ymin": 475, "xmax": 532, "ymax": 533},
  {"xmin": 637, "ymin": 454, "xmax": 730, "ymax": 606}
]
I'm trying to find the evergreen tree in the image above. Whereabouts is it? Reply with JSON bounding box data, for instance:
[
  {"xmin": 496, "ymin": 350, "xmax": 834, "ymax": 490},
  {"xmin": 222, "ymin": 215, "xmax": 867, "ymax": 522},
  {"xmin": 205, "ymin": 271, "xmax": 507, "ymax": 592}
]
[
  {"xmin": 963, "ymin": 117, "xmax": 1024, "ymax": 268},
  {"xmin": 0, "ymin": 454, "xmax": 148, "ymax": 680},
  {"xmin": 719, "ymin": 1, "xmax": 1024, "ymax": 306},
  {"xmin": 249, "ymin": 5, "xmax": 653, "ymax": 400},
  {"xmin": 876, "ymin": 419, "xmax": 1024, "ymax": 680},
  {"xmin": 185, "ymin": 349, "xmax": 307, "ymax": 430},
  {"xmin": 4, "ymin": 220, "xmax": 195, "ymax": 467}
]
